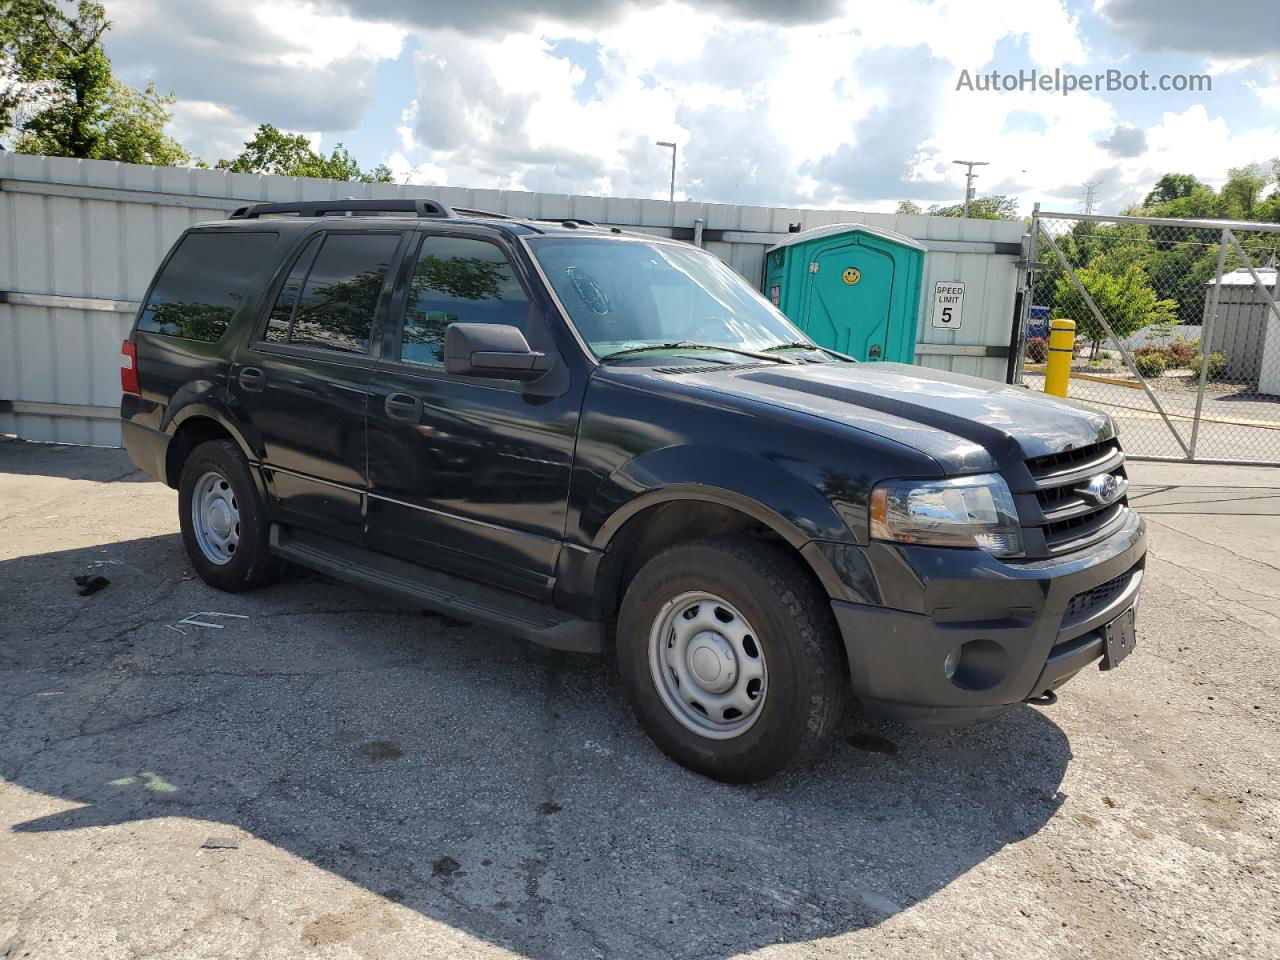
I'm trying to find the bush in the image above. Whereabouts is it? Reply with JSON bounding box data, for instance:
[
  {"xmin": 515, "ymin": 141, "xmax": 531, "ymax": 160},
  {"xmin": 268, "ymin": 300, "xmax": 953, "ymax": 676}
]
[
  {"xmin": 1027, "ymin": 336, "xmax": 1048, "ymax": 363},
  {"xmin": 1167, "ymin": 339, "xmax": 1199, "ymax": 368},
  {"xmin": 1134, "ymin": 352, "xmax": 1167, "ymax": 379},
  {"xmin": 1185, "ymin": 351, "xmax": 1230, "ymax": 380}
]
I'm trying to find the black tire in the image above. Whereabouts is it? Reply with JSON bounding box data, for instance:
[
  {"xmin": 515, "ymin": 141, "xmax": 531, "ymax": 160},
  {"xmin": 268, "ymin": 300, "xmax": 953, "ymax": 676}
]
[
  {"xmin": 177, "ymin": 438, "xmax": 282, "ymax": 592},
  {"xmin": 616, "ymin": 537, "xmax": 849, "ymax": 783}
]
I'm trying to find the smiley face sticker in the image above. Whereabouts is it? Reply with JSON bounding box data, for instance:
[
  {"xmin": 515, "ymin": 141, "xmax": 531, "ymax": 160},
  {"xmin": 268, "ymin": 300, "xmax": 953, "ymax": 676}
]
[{"xmin": 842, "ymin": 267, "xmax": 861, "ymax": 285}]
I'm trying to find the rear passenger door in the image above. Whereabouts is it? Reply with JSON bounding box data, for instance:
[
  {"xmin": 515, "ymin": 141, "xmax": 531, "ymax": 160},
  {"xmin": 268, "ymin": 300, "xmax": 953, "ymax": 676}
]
[{"xmin": 231, "ymin": 228, "xmax": 409, "ymax": 542}]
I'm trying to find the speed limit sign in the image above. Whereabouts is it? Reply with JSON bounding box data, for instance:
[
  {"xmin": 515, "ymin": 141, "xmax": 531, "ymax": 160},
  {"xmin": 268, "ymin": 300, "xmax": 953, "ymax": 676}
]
[{"xmin": 931, "ymin": 281, "xmax": 965, "ymax": 330}]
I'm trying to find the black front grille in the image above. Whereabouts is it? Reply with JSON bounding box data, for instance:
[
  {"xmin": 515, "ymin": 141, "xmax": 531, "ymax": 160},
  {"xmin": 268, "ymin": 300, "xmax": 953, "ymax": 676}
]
[
  {"xmin": 1017, "ymin": 438, "xmax": 1130, "ymax": 557},
  {"xmin": 1025, "ymin": 437, "xmax": 1123, "ymax": 482},
  {"xmin": 1063, "ymin": 567, "xmax": 1132, "ymax": 623},
  {"xmin": 1042, "ymin": 501, "xmax": 1125, "ymax": 550}
]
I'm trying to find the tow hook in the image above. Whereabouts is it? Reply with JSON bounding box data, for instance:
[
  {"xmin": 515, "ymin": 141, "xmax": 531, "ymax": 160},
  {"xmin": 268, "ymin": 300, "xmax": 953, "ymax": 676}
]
[{"xmin": 1024, "ymin": 690, "xmax": 1058, "ymax": 707}]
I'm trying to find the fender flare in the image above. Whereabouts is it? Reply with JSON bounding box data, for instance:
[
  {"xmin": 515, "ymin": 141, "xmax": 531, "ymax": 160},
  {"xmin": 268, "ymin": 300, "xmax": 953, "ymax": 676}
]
[
  {"xmin": 593, "ymin": 483, "xmax": 810, "ymax": 551},
  {"xmin": 162, "ymin": 393, "xmax": 267, "ymax": 501},
  {"xmin": 583, "ymin": 445, "xmax": 861, "ymax": 602},
  {"xmin": 163, "ymin": 389, "xmax": 260, "ymax": 464}
]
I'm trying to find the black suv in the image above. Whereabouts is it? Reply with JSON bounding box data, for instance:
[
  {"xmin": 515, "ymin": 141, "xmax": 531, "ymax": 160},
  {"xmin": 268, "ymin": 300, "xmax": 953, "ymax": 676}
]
[{"xmin": 120, "ymin": 199, "xmax": 1146, "ymax": 782}]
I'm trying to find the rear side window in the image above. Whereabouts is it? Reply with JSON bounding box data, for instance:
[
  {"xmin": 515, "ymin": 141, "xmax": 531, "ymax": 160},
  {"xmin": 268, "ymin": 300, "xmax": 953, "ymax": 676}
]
[
  {"xmin": 265, "ymin": 232, "xmax": 401, "ymax": 354},
  {"xmin": 137, "ymin": 231, "xmax": 279, "ymax": 342},
  {"xmin": 266, "ymin": 236, "xmax": 321, "ymax": 343},
  {"xmin": 400, "ymin": 235, "xmax": 530, "ymax": 366}
]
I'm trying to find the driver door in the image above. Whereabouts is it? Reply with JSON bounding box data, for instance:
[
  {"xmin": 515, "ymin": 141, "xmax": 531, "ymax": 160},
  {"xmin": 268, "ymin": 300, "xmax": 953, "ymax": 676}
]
[{"xmin": 364, "ymin": 230, "xmax": 584, "ymax": 601}]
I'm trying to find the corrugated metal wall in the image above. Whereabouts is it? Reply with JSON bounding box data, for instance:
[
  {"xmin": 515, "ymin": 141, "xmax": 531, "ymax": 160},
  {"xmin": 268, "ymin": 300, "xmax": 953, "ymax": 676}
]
[
  {"xmin": 1207, "ymin": 282, "xmax": 1277, "ymax": 383},
  {"xmin": 1, "ymin": 153, "xmax": 1025, "ymax": 447}
]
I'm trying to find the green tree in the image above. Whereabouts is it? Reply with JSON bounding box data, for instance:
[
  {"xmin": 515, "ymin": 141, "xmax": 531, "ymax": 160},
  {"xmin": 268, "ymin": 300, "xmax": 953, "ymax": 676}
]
[
  {"xmin": 1053, "ymin": 260, "xmax": 1178, "ymax": 358},
  {"xmin": 926, "ymin": 195, "xmax": 1019, "ymax": 220},
  {"xmin": 894, "ymin": 200, "xmax": 922, "ymax": 215},
  {"xmin": 1143, "ymin": 173, "xmax": 1205, "ymax": 207},
  {"xmin": 1219, "ymin": 164, "xmax": 1268, "ymax": 220},
  {"xmin": 217, "ymin": 123, "xmax": 392, "ymax": 183},
  {"xmin": 1, "ymin": 0, "xmax": 188, "ymax": 163}
]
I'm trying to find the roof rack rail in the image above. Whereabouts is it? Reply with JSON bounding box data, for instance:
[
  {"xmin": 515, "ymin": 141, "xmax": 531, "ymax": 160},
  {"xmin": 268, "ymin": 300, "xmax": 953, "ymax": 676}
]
[
  {"xmin": 451, "ymin": 207, "xmax": 516, "ymax": 220},
  {"xmin": 227, "ymin": 198, "xmax": 456, "ymax": 220},
  {"xmin": 451, "ymin": 209, "xmax": 596, "ymax": 227}
]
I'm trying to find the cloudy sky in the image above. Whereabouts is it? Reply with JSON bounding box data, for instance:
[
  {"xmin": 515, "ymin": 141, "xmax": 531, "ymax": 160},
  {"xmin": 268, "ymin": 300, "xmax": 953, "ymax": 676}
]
[{"xmin": 103, "ymin": 0, "xmax": 1280, "ymax": 215}]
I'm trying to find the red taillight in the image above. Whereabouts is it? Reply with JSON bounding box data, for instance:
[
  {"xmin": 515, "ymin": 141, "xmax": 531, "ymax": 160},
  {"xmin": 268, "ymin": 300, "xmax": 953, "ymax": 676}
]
[{"xmin": 120, "ymin": 339, "xmax": 140, "ymax": 396}]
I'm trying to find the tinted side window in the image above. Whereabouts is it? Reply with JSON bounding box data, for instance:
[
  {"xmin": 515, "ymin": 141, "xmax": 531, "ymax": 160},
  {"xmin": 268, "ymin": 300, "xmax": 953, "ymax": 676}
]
[
  {"xmin": 401, "ymin": 236, "xmax": 530, "ymax": 366},
  {"xmin": 265, "ymin": 235, "xmax": 322, "ymax": 343},
  {"xmin": 137, "ymin": 232, "xmax": 279, "ymax": 342},
  {"xmin": 286, "ymin": 233, "xmax": 401, "ymax": 354}
]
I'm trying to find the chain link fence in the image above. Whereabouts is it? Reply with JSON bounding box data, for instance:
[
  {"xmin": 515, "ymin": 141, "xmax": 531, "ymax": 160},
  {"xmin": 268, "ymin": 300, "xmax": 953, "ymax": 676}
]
[{"xmin": 1019, "ymin": 211, "xmax": 1280, "ymax": 464}]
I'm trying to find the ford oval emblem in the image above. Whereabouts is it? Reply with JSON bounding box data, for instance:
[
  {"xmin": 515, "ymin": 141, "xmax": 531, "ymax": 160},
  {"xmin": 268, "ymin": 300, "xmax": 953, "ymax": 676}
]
[{"xmin": 1082, "ymin": 473, "xmax": 1124, "ymax": 506}]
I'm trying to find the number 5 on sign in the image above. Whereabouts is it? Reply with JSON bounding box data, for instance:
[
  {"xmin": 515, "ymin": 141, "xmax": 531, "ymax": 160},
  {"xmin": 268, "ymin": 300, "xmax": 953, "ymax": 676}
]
[{"xmin": 931, "ymin": 281, "xmax": 965, "ymax": 330}]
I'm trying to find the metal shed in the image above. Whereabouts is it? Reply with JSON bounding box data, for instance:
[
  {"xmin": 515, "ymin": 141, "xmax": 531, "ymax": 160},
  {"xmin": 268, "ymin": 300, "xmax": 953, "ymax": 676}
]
[{"xmin": 1204, "ymin": 266, "xmax": 1278, "ymax": 389}]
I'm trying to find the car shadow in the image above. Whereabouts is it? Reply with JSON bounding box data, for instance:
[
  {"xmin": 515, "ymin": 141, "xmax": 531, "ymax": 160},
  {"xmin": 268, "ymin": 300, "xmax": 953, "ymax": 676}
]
[
  {"xmin": 2, "ymin": 532, "xmax": 1072, "ymax": 958},
  {"xmin": 0, "ymin": 437, "xmax": 153, "ymax": 482}
]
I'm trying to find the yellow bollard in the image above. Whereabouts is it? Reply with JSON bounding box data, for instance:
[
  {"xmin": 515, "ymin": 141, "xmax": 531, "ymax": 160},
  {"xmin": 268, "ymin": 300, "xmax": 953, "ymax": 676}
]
[{"xmin": 1043, "ymin": 318, "xmax": 1076, "ymax": 398}]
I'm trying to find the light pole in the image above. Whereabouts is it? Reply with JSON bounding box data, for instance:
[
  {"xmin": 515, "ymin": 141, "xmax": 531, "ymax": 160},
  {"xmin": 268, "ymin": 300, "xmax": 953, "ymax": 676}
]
[
  {"xmin": 656, "ymin": 140, "xmax": 676, "ymax": 203},
  {"xmin": 952, "ymin": 159, "xmax": 988, "ymax": 218}
]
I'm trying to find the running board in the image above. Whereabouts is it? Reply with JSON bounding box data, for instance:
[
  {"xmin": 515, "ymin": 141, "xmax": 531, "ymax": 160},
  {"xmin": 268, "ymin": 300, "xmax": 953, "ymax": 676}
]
[{"xmin": 269, "ymin": 525, "xmax": 603, "ymax": 653}]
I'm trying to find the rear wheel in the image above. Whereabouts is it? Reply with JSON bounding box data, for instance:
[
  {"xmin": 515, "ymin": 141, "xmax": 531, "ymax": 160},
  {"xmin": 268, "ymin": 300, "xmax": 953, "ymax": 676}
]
[
  {"xmin": 178, "ymin": 439, "xmax": 281, "ymax": 591},
  {"xmin": 616, "ymin": 537, "xmax": 848, "ymax": 783}
]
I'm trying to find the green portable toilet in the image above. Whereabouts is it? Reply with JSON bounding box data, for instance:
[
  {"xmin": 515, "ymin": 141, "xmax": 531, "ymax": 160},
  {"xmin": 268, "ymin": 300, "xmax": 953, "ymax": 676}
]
[{"xmin": 763, "ymin": 224, "xmax": 925, "ymax": 362}]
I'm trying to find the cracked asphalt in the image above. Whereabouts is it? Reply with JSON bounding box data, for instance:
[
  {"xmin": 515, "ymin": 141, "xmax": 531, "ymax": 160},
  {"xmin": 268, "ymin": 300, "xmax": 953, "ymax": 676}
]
[{"xmin": 1, "ymin": 438, "xmax": 1278, "ymax": 959}]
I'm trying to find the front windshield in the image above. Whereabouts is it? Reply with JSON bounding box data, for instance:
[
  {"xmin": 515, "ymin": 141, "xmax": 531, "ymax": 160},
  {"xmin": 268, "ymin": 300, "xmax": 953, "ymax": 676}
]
[{"xmin": 526, "ymin": 235, "xmax": 816, "ymax": 358}]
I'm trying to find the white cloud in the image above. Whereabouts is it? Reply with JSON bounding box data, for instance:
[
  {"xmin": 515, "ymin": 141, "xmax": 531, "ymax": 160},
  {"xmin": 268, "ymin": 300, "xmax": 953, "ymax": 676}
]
[
  {"xmin": 97, "ymin": 0, "xmax": 1280, "ymax": 215},
  {"xmin": 1248, "ymin": 81, "xmax": 1280, "ymax": 111},
  {"xmin": 251, "ymin": 0, "xmax": 405, "ymax": 67},
  {"xmin": 387, "ymin": 0, "xmax": 1108, "ymax": 208},
  {"xmin": 105, "ymin": 0, "xmax": 405, "ymax": 161}
]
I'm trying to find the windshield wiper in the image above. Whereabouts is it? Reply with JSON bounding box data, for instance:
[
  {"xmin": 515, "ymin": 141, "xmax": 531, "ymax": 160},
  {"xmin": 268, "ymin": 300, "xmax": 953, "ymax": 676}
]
[
  {"xmin": 760, "ymin": 341, "xmax": 821, "ymax": 352},
  {"xmin": 599, "ymin": 341, "xmax": 794, "ymax": 364}
]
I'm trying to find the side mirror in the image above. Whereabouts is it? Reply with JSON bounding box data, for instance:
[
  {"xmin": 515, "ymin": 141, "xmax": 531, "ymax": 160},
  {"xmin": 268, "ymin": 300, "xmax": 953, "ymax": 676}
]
[{"xmin": 443, "ymin": 323, "xmax": 552, "ymax": 381}]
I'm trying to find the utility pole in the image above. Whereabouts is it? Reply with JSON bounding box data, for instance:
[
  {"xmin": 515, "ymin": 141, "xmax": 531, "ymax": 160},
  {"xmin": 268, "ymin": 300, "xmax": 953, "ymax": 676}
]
[
  {"xmin": 656, "ymin": 141, "xmax": 677, "ymax": 203},
  {"xmin": 952, "ymin": 159, "xmax": 988, "ymax": 218},
  {"xmin": 1080, "ymin": 180, "xmax": 1102, "ymax": 215}
]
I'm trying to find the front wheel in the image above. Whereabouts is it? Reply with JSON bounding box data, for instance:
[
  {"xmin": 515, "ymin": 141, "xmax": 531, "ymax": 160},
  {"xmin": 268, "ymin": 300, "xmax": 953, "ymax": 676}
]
[{"xmin": 616, "ymin": 537, "xmax": 849, "ymax": 783}]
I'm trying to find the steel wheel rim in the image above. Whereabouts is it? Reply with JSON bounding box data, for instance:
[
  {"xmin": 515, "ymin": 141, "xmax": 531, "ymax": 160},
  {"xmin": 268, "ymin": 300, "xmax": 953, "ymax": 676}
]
[
  {"xmin": 648, "ymin": 590, "xmax": 768, "ymax": 740},
  {"xmin": 191, "ymin": 470, "xmax": 240, "ymax": 566}
]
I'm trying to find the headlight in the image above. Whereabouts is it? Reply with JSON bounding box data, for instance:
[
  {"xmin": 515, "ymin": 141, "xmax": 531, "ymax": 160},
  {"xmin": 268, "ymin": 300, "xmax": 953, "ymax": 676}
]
[{"xmin": 869, "ymin": 473, "xmax": 1023, "ymax": 557}]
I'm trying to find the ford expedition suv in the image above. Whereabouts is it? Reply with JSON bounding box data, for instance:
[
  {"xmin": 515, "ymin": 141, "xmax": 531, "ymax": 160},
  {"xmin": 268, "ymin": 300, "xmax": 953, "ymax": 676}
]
[{"xmin": 120, "ymin": 199, "xmax": 1146, "ymax": 782}]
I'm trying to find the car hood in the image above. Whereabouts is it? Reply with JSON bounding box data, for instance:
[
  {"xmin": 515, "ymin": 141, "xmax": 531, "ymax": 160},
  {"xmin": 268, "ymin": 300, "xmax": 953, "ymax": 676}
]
[{"xmin": 695, "ymin": 361, "xmax": 1116, "ymax": 473}]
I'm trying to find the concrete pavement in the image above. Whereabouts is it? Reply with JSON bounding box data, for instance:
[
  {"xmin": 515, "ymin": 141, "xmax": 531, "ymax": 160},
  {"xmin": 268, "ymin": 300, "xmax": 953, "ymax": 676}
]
[{"xmin": 1, "ymin": 439, "xmax": 1278, "ymax": 959}]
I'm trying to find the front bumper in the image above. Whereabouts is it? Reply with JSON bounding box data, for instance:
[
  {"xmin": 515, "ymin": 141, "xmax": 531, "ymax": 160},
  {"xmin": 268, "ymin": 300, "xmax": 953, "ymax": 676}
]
[{"xmin": 829, "ymin": 506, "xmax": 1147, "ymax": 728}]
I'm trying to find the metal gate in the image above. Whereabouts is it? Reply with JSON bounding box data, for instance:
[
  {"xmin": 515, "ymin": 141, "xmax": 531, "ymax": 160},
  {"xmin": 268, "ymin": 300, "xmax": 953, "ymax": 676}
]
[{"xmin": 1019, "ymin": 209, "xmax": 1280, "ymax": 465}]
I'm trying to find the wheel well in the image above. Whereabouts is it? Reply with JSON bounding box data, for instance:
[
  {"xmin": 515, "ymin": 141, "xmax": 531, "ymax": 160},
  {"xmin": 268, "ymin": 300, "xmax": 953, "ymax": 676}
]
[
  {"xmin": 597, "ymin": 499, "xmax": 815, "ymax": 621},
  {"xmin": 165, "ymin": 417, "xmax": 236, "ymax": 488}
]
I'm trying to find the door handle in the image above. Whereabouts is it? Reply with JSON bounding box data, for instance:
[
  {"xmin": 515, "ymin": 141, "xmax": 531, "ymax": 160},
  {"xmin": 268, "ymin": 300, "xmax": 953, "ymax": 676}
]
[
  {"xmin": 384, "ymin": 392, "xmax": 422, "ymax": 421},
  {"xmin": 238, "ymin": 366, "xmax": 266, "ymax": 392}
]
